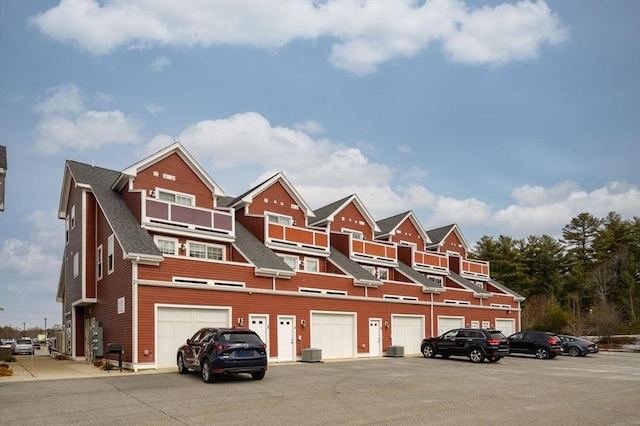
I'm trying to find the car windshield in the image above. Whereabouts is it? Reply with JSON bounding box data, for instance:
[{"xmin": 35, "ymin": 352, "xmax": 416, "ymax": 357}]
[
  {"xmin": 488, "ymin": 332, "xmax": 506, "ymax": 340},
  {"xmin": 17, "ymin": 339, "xmax": 31, "ymax": 344}
]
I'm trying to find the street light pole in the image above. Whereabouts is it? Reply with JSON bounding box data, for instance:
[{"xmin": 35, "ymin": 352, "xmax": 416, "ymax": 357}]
[
  {"xmin": 23, "ymin": 322, "xmax": 25, "ymax": 333},
  {"xmin": 44, "ymin": 318, "xmax": 47, "ymax": 340}
]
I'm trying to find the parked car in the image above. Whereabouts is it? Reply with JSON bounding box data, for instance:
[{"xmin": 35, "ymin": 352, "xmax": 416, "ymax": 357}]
[
  {"xmin": 32, "ymin": 340, "xmax": 41, "ymax": 350},
  {"xmin": 421, "ymin": 328, "xmax": 510, "ymax": 363},
  {"xmin": 558, "ymin": 334, "xmax": 599, "ymax": 357},
  {"xmin": 0, "ymin": 339, "xmax": 15, "ymax": 349},
  {"xmin": 177, "ymin": 327, "xmax": 268, "ymax": 383},
  {"xmin": 507, "ymin": 331, "xmax": 563, "ymax": 359},
  {"xmin": 12, "ymin": 337, "xmax": 34, "ymax": 355}
]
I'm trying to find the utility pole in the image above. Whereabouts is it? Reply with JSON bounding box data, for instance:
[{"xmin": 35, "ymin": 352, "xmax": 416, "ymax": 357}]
[
  {"xmin": 44, "ymin": 318, "xmax": 47, "ymax": 340},
  {"xmin": 23, "ymin": 322, "xmax": 25, "ymax": 333}
]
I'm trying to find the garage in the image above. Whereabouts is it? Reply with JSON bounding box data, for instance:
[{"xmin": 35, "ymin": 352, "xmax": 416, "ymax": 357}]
[
  {"xmin": 156, "ymin": 306, "xmax": 230, "ymax": 368},
  {"xmin": 437, "ymin": 316, "xmax": 464, "ymax": 335},
  {"xmin": 391, "ymin": 315, "xmax": 424, "ymax": 355},
  {"xmin": 311, "ymin": 312, "xmax": 355, "ymax": 359},
  {"xmin": 495, "ymin": 319, "xmax": 516, "ymax": 337}
]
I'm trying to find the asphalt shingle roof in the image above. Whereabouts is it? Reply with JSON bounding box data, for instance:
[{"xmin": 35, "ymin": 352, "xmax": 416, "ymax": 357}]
[
  {"xmin": 448, "ymin": 271, "xmax": 492, "ymax": 296},
  {"xmin": 234, "ymin": 222, "xmax": 293, "ymax": 273},
  {"xmin": 396, "ymin": 261, "xmax": 443, "ymax": 291},
  {"xmin": 328, "ymin": 247, "xmax": 382, "ymax": 284}
]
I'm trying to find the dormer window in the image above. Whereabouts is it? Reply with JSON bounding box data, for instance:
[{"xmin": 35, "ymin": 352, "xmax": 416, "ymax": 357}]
[
  {"xmin": 342, "ymin": 228, "xmax": 364, "ymax": 240},
  {"xmin": 267, "ymin": 213, "xmax": 292, "ymax": 226},
  {"xmin": 157, "ymin": 189, "xmax": 194, "ymax": 206}
]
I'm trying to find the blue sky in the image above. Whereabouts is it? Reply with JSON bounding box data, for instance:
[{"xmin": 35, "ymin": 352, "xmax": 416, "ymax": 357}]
[{"xmin": 0, "ymin": 0, "xmax": 638, "ymax": 330}]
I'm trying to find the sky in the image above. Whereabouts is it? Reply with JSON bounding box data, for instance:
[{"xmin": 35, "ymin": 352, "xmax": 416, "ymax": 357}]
[{"xmin": 0, "ymin": 0, "xmax": 638, "ymax": 331}]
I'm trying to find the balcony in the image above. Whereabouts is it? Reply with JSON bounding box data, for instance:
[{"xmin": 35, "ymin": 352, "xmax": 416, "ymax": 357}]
[
  {"xmin": 461, "ymin": 258, "xmax": 490, "ymax": 280},
  {"xmin": 266, "ymin": 222, "xmax": 330, "ymax": 255},
  {"xmin": 351, "ymin": 239, "xmax": 397, "ymax": 266},
  {"xmin": 144, "ymin": 198, "xmax": 234, "ymax": 239},
  {"xmin": 413, "ymin": 250, "xmax": 449, "ymax": 273}
]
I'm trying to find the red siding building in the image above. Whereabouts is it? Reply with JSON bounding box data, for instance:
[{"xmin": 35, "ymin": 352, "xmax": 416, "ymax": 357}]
[{"xmin": 57, "ymin": 142, "xmax": 524, "ymax": 371}]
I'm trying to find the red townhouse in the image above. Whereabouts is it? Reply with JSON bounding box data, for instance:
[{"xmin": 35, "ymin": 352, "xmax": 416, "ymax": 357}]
[{"xmin": 57, "ymin": 142, "xmax": 524, "ymax": 371}]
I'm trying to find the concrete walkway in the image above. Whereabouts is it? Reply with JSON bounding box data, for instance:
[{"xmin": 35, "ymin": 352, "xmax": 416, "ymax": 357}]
[{"xmin": 1, "ymin": 351, "xmax": 168, "ymax": 383}]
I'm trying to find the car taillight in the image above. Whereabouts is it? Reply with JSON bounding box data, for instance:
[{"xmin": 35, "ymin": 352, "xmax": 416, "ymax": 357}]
[
  {"xmin": 260, "ymin": 343, "xmax": 266, "ymax": 349},
  {"xmin": 487, "ymin": 339, "xmax": 500, "ymax": 345},
  {"xmin": 215, "ymin": 344, "xmax": 230, "ymax": 351},
  {"xmin": 548, "ymin": 337, "xmax": 559, "ymax": 344}
]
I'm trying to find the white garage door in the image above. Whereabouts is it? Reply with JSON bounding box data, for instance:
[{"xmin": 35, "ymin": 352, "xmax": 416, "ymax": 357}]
[
  {"xmin": 391, "ymin": 315, "xmax": 424, "ymax": 355},
  {"xmin": 157, "ymin": 306, "xmax": 230, "ymax": 368},
  {"xmin": 437, "ymin": 316, "xmax": 465, "ymax": 336},
  {"xmin": 311, "ymin": 312, "xmax": 355, "ymax": 359},
  {"xmin": 495, "ymin": 319, "xmax": 516, "ymax": 337}
]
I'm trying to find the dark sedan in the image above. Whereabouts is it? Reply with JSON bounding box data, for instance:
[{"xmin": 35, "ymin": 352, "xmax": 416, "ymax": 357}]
[
  {"xmin": 558, "ymin": 334, "xmax": 599, "ymax": 357},
  {"xmin": 177, "ymin": 327, "xmax": 267, "ymax": 383}
]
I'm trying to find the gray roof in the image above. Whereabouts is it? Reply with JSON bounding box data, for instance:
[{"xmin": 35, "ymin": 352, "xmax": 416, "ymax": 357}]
[
  {"xmin": 396, "ymin": 261, "xmax": 444, "ymax": 292},
  {"xmin": 375, "ymin": 211, "xmax": 410, "ymax": 237},
  {"xmin": 234, "ymin": 222, "xmax": 294, "ymax": 273},
  {"xmin": 489, "ymin": 278, "xmax": 526, "ymax": 301},
  {"xmin": 328, "ymin": 247, "xmax": 382, "ymax": 285},
  {"xmin": 66, "ymin": 161, "xmax": 162, "ymax": 258},
  {"xmin": 448, "ymin": 271, "xmax": 492, "ymax": 296},
  {"xmin": 311, "ymin": 195, "xmax": 352, "ymax": 225},
  {"xmin": 426, "ymin": 224, "xmax": 455, "ymax": 246}
]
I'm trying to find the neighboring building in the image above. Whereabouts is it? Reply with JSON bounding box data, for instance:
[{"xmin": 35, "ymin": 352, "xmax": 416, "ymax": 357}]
[
  {"xmin": 57, "ymin": 142, "xmax": 524, "ymax": 371},
  {"xmin": 0, "ymin": 145, "xmax": 6, "ymax": 211}
]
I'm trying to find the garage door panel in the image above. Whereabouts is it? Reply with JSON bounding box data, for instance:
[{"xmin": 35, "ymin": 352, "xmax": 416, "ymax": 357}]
[
  {"xmin": 311, "ymin": 313, "xmax": 354, "ymax": 360},
  {"xmin": 391, "ymin": 316, "xmax": 423, "ymax": 355},
  {"xmin": 437, "ymin": 317, "xmax": 464, "ymax": 336},
  {"xmin": 157, "ymin": 307, "xmax": 230, "ymax": 368},
  {"xmin": 495, "ymin": 319, "xmax": 515, "ymax": 337}
]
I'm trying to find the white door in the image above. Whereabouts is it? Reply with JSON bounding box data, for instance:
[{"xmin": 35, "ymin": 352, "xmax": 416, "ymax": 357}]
[
  {"xmin": 311, "ymin": 312, "xmax": 355, "ymax": 359},
  {"xmin": 495, "ymin": 319, "xmax": 516, "ymax": 337},
  {"xmin": 277, "ymin": 316, "xmax": 295, "ymax": 362},
  {"xmin": 369, "ymin": 318, "xmax": 381, "ymax": 357},
  {"xmin": 391, "ymin": 315, "xmax": 424, "ymax": 355},
  {"xmin": 156, "ymin": 306, "xmax": 230, "ymax": 368},
  {"xmin": 437, "ymin": 316, "xmax": 465, "ymax": 336},
  {"xmin": 249, "ymin": 314, "xmax": 269, "ymax": 356}
]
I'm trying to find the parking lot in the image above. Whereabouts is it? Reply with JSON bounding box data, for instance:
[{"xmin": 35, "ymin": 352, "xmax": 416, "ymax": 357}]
[{"xmin": 1, "ymin": 352, "xmax": 639, "ymax": 425}]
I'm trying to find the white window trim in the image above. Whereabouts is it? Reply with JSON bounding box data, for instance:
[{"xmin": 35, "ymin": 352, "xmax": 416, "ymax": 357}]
[
  {"xmin": 173, "ymin": 277, "xmax": 246, "ymax": 288},
  {"xmin": 279, "ymin": 254, "xmax": 299, "ymax": 270},
  {"xmin": 342, "ymin": 228, "xmax": 364, "ymax": 240},
  {"xmin": 107, "ymin": 235, "xmax": 114, "ymax": 274},
  {"xmin": 490, "ymin": 303, "xmax": 512, "ymax": 309},
  {"xmin": 73, "ymin": 253, "xmax": 79, "ymax": 278},
  {"xmin": 187, "ymin": 240, "xmax": 225, "ymax": 261},
  {"xmin": 155, "ymin": 236, "xmax": 178, "ymax": 256},
  {"xmin": 155, "ymin": 188, "xmax": 195, "ymax": 206},
  {"xmin": 65, "ymin": 218, "xmax": 69, "ymax": 244},
  {"xmin": 266, "ymin": 212, "xmax": 294, "ymax": 226},
  {"xmin": 303, "ymin": 257, "xmax": 319, "ymax": 272},
  {"xmin": 383, "ymin": 294, "xmax": 418, "ymax": 301},
  {"xmin": 96, "ymin": 245, "xmax": 103, "ymax": 281},
  {"xmin": 71, "ymin": 205, "xmax": 76, "ymax": 230},
  {"xmin": 482, "ymin": 321, "xmax": 491, "ymax": 329},
  {"xmin": 377, "ymin": 268, "xmax": 389, "ymax": 280},
  {"xmin": 427, "ymin": 275, "xmax": 444, "ymax": 287},
  {"xmin": 470, "ymin": 321, "xmax": 480, "ymax": 328},
  {"xmin": 444, "ymin": 299, "xmax": 471, "ymax": 305},
  {"xmin": 299, "ymin": 287, "xmax": 347, "ymax": 296}
]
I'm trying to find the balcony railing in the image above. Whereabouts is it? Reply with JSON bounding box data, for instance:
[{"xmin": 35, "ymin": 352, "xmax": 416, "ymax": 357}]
[
  {"xmin": 144, "ymin": 198, "xmax": 234, "ymax": 235},
  {"xmin": 351, "ymin": 239, "xmax": 397, "ymax": 265},
  {"xmin": 267, "ymin": 223, "xmax": 330, "ymax": 253},
  {"xmin": 413, "ymin": 250, "xmax": 449, "ymax": 272},
  {"xmin": 461, "ymin": 259, "xmax": 490, "ymax": 279}
]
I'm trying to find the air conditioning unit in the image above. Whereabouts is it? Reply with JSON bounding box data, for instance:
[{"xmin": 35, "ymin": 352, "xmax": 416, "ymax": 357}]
[
  {"xmin": 301, "ymin": 348, "xmax": 322, "ymax": 362},
  {"xmin": 386, "ymin": 345, "xmax": 404, "ymax": 357}
]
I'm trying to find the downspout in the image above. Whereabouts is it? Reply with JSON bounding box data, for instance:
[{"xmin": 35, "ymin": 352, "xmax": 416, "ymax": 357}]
[
  {"xmin": 430, "ymin": 293, "xmax": 434, "ymax": 337},
  {"xmin": 133, "ymin": 256, "xmax": 139, "ymax": 372},
  {"xmin": 272, "ymin": 271, "xmax": 279, "ymax": 291}
]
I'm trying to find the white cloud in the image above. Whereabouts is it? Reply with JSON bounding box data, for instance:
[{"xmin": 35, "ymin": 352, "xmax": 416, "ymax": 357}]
[
  {"xmin": 294, "ymin": 120, "xmax": 325, "ymax": 134},
  {"xmin": 143, "ymin": 103, "xmax": 168, "ymax": 115},
  {"xmin": 149, "ymin": 55, "xmax": 171, "ymax": 72},
  {"xmin": 34, "ymin": 84, "xmax": 141, "ymax": 154},
  {"xmin": 30, "ymin": 0, "xmax": 568, "ymax": 75}
]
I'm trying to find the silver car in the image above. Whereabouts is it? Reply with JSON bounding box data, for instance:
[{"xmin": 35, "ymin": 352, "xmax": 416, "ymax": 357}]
[{"xmin": 13, "ymin": 338, "xmax": 34, "ymax": 355}]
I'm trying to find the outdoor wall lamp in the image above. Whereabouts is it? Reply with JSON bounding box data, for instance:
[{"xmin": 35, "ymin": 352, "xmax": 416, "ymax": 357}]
[
  {"xmin": 237, "ymin": 317, "xmax": 243, "ymax": 326},
  {"xmin": 301, "ymin": 319, "xmax": 306, "ymax": 327}
]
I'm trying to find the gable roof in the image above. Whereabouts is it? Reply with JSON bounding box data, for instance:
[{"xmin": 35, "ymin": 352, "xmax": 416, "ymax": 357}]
[
  {"xmin": 60, "ymin": 160, "xmax": 162, "ymax": 262},
  {"xmin": 327, "ymin": 246, "xmax": 382, "ymax": 287},
  {"xmin": 233, "ymin": 222, "xmax": 295, "ymax": 278},
  {"xmin": 489, "ymin": 278, "xmax": 526, "ymax": 302},
  {"xmin": 426, "ymin": 224, "xmax": 471, "ymax": 253},
  {"xmin": 376, "ymin": 211, "xmax": 431, "ymax": 244},
  {"xmin": 395, "ymin": 261, "xmax": 444, "ymax": 293},
  {"xmin": 310, "ymin": 194, "xmax": 381, "ymax": 232},
  {"xmin": 448, "ymin": 271, "xmax": 492, "ymax": 298},
  {"xmin": 114, "ymin": 142, "xmax": 226, "ymax": 197},
  {"xmin": 226, "ymin": 172, "xmax": 316, "ymax": 218}
]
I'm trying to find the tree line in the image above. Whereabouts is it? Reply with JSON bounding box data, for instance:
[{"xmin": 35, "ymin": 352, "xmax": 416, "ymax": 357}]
[{"xmin": 471, "ymin": 212, "xmax": 640, "ymax": 339}]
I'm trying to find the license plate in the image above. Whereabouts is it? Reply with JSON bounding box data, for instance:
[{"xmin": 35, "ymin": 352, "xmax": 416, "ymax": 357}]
[{"xmin": 236, "ymin": 350, "xmax": 253, "ymax": 357}]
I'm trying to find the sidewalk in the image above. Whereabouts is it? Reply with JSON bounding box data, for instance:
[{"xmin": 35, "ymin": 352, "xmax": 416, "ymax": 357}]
[{"xmin": 1, "ymin": 351, "xmax": 163, "ymax": 383}]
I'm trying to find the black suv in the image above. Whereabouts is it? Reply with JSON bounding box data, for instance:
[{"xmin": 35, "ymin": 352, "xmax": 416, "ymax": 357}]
[
  {"xmin": 507, "ymin": 331, "xmax": 563, "ymax": 359},
  {"xmin": 421, "ymin": 328, "xmax": 510, "ymax": 363},
  {"xmin": 177, "ymin": 327, "xmax": 268, "ymax": 383}
]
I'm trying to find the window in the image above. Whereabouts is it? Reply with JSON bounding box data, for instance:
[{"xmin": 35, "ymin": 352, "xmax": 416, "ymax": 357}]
[
  {"xmin": 117, "ymin": 297, "xmax": 125, "ymax": 314},
  {"xmin": 342, "ymin": 228, "xmax": 364, "ymax": 240},
  {"xmin": 267, "ymin": 214, "xmax": 292, "ymax": 226},
  {"xmin": 377, "ymin": 268, "xmax": 389, "ymax": 280},
  {"xmin": 482, "ymin": 321, "xmax": 491, "ymax": 329},
  {"xmin": 470, "ymin": 321, "xmax": 480, "ymax": 328},
  {"xmin": 362, "ymin": 265, "xmax": 376, "ymax": 276},
  {"xmin": 428, "ymin": 275, "xmax": 444, "ymax": 287},
  {"xmin": 304, "ymin": 258, "xmax": 319, "ymax": 272},
  {"xmin": 156, "ymin": 238, "xmax": 177, "ymax": 256},
  {"xmin": 383, "ymin": 294, "xmax": 418, "ymax": 301},
  {"xmin": 188, "ymin": 242, "xmax": 224, "ymax": 261},
  {"xmin": 157, "ymin": 189, "xmax": 194, "ymax": 206},
  {"xmin": 71, "ymin": 205, "xmax": 76, "ymax": 230},
  {"xmin": 107, "ymin": 235, "xmax": 114, "ymax": 274},
  {"xmin": 299, "ymin": 287, "xmax": 347, "ymax": 296},
  {"xmin": 65, "ymin": 218, "xmax": 69, "ymax": 243},
  {"xmin": 96, "ymin": 245, "xmax": 103, "ymax": 280},
  {"xmin": 73, "ymin": 253, "xmax": 79, "ymax": 278},
  {"xmin": 280, "ymin": 255, "xmax": 299, "ymax": 270}
]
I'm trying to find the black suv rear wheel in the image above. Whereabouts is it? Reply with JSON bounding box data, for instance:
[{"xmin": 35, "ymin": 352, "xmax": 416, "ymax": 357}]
[
  {"xmin": 535, "ymin": 347, "xmax": 550, "ymax": 359},
  {"xmin": 469, "ymin": 348, "xmax": 485, "ymax": 363}
]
